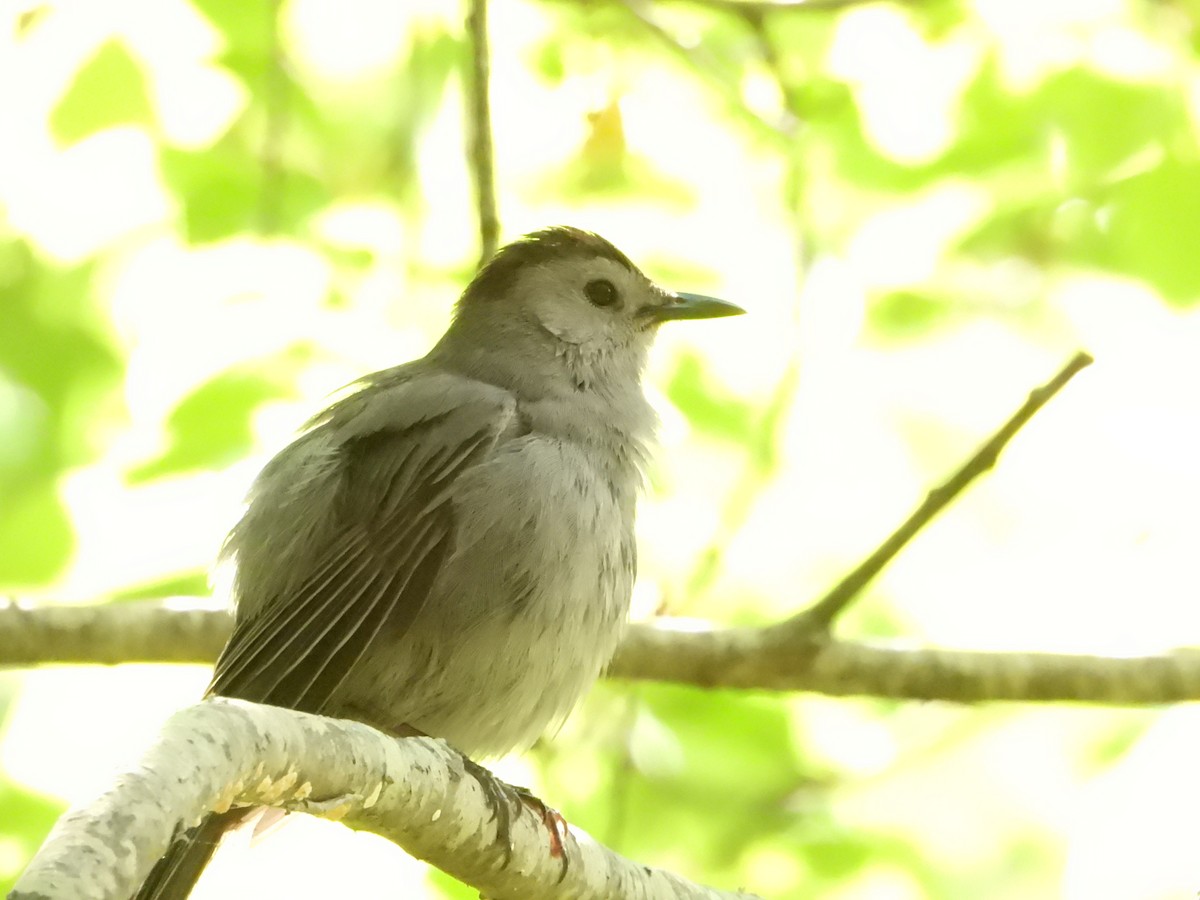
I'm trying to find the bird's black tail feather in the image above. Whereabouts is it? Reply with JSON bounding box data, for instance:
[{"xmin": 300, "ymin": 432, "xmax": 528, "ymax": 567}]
[{"xmin": 134, "ymin": 810, "xmax": 242, "ymax": 900}]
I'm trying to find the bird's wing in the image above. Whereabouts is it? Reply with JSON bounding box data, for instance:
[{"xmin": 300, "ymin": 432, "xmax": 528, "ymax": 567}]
[{"xmin": 206, "ymin": 383, "xmax": 518, "ymax": 714}]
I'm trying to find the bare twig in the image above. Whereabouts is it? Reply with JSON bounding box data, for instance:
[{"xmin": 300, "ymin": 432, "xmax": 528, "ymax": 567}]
[
  {"xmin": 0, "ymin": 599, "xmax": 229, "ymax": 667},
  {"xmin": 258, "ymin": 0, "xmax": 290, "ymax": 234},
  {"xmin": 5, "ymin": 596, "xmax": 1200, "ymax": 705},
  {"xmin": 465, "ymin": 0, "xmax": 499, "ymax": 266},
  {"xmin": 779, "ymin": 352, "xmax": 1094, "ymax": 637},
  {"xmin": 608, "ymin": 623, "xmax": 1200, "ymax": 704},
  {"xmin": 604, "ymin": 1, "xmax": 790, "ymax": 146}
]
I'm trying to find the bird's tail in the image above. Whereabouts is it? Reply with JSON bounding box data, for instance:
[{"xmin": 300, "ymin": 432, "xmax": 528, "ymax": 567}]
[{"xmin": 134, "ymin": 810, "xmax": 243, "ymax": 900}]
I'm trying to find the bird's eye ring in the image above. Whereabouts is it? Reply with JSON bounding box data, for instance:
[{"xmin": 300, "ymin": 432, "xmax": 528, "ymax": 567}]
[{"xmin": 585, "ymin": 279, "xmax": 619, "ymax": 309}]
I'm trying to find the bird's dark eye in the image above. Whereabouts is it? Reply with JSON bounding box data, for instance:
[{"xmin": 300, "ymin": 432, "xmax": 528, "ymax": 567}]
[{"xmin": 585, "ymin": 279, "xmax": 619, "ymax": 309}]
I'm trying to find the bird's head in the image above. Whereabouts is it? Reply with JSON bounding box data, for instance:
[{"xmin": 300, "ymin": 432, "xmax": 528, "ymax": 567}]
[{"xmin": 439, "ymin": 226, "xmax": 743, "ymax": 395}]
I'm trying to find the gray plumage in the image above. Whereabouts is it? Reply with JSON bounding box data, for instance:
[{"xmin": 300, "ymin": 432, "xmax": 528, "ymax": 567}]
[{"xmin": 136, "ymin": 226, "xmax": 742, "ymax": 898}]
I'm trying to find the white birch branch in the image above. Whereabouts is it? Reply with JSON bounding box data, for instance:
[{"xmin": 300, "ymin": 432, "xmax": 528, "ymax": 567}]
[{"xmin": 9, "ymin": 698, "xmax": 760, "ymax": 900}]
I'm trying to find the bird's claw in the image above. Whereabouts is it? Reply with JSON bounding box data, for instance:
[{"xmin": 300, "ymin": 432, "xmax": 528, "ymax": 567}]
[
  {"xmin": 460, "ymin": 756, "xmax": 572, "ymax": 879},
  {"xmin": 510, "ymin": 784, "xmax": 571, "ymax": 882}
]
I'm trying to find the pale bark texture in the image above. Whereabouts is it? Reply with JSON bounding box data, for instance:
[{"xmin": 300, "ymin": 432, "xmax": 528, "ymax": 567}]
[{"xmin": 9, "ymin": 698, "xmax": 761, "ymax": 900}]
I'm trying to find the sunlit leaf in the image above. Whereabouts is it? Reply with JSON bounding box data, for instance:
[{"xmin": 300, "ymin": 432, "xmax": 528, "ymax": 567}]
[
  {"xmin": 0, "ymin": 482, "xmax": 73, "ymax": 584},
  {"xmin": 50, "ymin": 40, "xmax": 155, "ymax": 146},
  {"xmin": 0, "ymin": 781, "xmax": 65, "ymax": 894},
  {"xmin": 1030, "ymin": 71, "xmax": 1182, "ymax": 183},
  {"xmin": 191, "ymin": 0, "xmax": 275, "ymax": 82},
  {"xmin": 109, "ymin": 571, "xmax": 212, "ymax": 602},
  {"xmin": 162, "ymin": 140, "xmax": 328, "ymax": 241},
  {"xmin": 127, "ymin": 364, "xmax": 299, "ymax": 483},
  {"xmin": 869, "ymin": 291, "xmax": 956, "ymax": 338},
  {"xmin": 1098, "ymin": 158, "xmax": 1200, "ymax": 305},
  {"xmin": 665, "ymin": 353, "xmax": 756, "ymax": 446},
  {"xmin": 593, "ymin": 685, "xmax": 800, "ymax": 878},
  {"xmin": 0, "ymin": 252, "xmax": 121, "ymax": 587}
]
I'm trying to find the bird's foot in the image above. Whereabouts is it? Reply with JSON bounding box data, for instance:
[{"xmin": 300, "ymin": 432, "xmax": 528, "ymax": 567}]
[
  {"xmin": 510, "ymin": 784, "xmax": 571, "ymax": 881},
  {"xmin": 460, "ymin": 756, "xmax": 572, "ymax": 880}
]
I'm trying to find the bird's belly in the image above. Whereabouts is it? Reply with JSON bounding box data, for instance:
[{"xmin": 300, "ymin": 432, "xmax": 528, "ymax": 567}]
[{"xmin": 332, "ymin": 436, "xmax": 635, "ymax": 757}]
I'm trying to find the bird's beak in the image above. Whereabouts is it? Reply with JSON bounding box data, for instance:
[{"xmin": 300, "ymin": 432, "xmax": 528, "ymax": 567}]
[{"xmin": 644, "ymin": 292, "xmax": 746, "ymax": 323}]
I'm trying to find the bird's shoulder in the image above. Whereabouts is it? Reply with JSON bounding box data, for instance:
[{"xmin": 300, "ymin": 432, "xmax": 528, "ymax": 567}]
[
  {"xmin": 234, "ymin": 364, "xmax": 518, "ymax": 522},
  {"xmin": 320, "ymin": 361, "xmax": 521, "ymax": 440}
]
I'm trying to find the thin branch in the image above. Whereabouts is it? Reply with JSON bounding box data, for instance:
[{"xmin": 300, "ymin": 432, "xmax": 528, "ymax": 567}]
[
  {"xmin": 740, "ymin": 4, "xmax": 804, "ymax": 135},
  {"xmin": 465, "ymin": 0, "xmax": 499, "ymax": 266},
  {"xmin": 608, "ymin": 622, "xmax": 1200, "ymax": 703},
  {"xmin": 0, "ymin": 599, "xmax": 229, "ymax": 666},
  {"xmin": 11, "ymin": 699, "xmax": 760, "ymax": 900},
  {"xmin": 658, "ymin": 0, "xmax": 918, "ymax": 13},
  {"xmin": 599, "ymin": 1, "xmax": 790, "ymax": 147},
  {"xmin": 780, "ymin": 352, "xmax": 1094, "ymax": 637},
  {"xmin": 257, "ymin": 0, "xmax": 290, "ymax": 235},
  {"xmin": 4, "ymin": 601, "xmax": 1199, "ymax": 705}
]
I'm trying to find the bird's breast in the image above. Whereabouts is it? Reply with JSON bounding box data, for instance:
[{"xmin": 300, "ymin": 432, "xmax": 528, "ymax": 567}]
[{"xmin": 346, "ymin": 432, "xmax": 638, "ymax": 757}]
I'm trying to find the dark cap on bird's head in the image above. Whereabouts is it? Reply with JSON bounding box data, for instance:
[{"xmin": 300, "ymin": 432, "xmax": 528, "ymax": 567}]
[
  {"xmin": 461, "ymin": 227, "xmax": 638, "ymax": 306},
  {"xmin": 458, "ymin": 226, "xmax": 744, "ymax": 324}
]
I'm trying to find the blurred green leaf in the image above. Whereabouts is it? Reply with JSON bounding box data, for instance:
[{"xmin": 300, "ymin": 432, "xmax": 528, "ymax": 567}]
[
  {"xmin": 801, "ymin": 827, "xmax": 875, "ymax": 881},
  {"xmin": 665, "ymin": 353, "xmax": 756, "ymax": 447},
  {"xmin": 425, "ymin": 868, "xmax": 478, "ymax": 899},
  {"xmin": 109, "ymin": 570, "xmax": 212, "ymax": 602},
  {"xmin": 809, "ymin": 82, "xmax": 934, "ymax": 194},
  {"xmin": 1030, "ymin": 71, "xmax": 1181, "ymax": 183},
  {"xmin": 50, "ymin": 40, "xmax": 156, "ymax": 146},
  {"xmin": 162, "ymin": 139, "xmax": 329, "ymax": 241},
  {"xmin": 1085, "ymin": 715, "xmax": 1150, "ymax": 767},
  {"xmin": 913, "ymin": 0, "xmax": 971, "ymax": 38},
  {"xmin": 380, "ymin": 29, "xmax": 461, "ymax": 203},
  {"xmin": 653, "ymin": 688, "xmax": 796, "ymax": 794},
  {"xmin": 0, "ymin": 250, "xmax": 121, "ymax": 587},
  {"xmin": 938, "ymin": 60, "xmax": 1047, "ymax": 177},
  {"xmin": 0, "ymin": 781, "xmax": 65, "ymax": 894},
  {"xmin": 191, "ymin": 0, "xmax": 275, "ymax": 84},
  {"xmin": 0, "ymin": 259, "xmax": 120, "ymax": 457},
  {"xmin": 1097, "ymin": 158, "xmax": 1200, "ymax": 305},
  {"xmin": 0, "ymin": 480, "xmax": 73, "ymax": 583},
  {"xmin": 558, "ymin": 95, "xmax": 699, "ymax": 204},
  {"xmin": 530, "ymin": 38, "xmax": 566, "ymax": 83},
  {"xmin": 869, "ymin": 291, "xmax": 956, "ymax": 338},
  {"xmin": 821, "ymin": 60, "xmax": 1178, "ymax": 198},
  {"xmin": 128, "ymin": 363, "xmax": 299, "ymax": 483},
  {"xmin": 591, "ymin": 686, "xmax": 801, "ymax": 876},
  {"xmin": 161, "ymin": 144, "xmax": 260, "ymax": 242},
  {"xmin": 957, "ymin": 197, "xmax": 1059, "ymax": 264},
  {"xmin": 822, "ymin": 58, "xmax": 1047, "ymax": 196}
]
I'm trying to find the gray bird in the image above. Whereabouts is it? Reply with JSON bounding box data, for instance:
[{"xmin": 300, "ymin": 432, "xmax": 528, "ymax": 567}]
[{"xmin": 136, "ymin": 226, "xmax": 743, "ymax": 898}]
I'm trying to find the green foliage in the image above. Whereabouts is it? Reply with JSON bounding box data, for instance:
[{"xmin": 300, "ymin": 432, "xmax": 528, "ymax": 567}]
[
  {"xmin": 869, "ymin": 291, "xmax": 957, "ymax": 337},
  {"xmin": 666, "ymin": 352, "xmax": 758, "ymax": 446},
  {"xmin": 109, "ymin": 570, "xmax": 211, "ymax": 602},
  {"xmin": 0, "ymin": 245, "xmax": 121, "ymax": 583},
  {"xmin": 0, "ymin": 780, "xmax": 64, "ymax": 894},
  {"xmin": 127, "ymin": 361, "xmax": 299, "ymax": 482},
  {"xmin": 191, "ymin": 0, "xmax": 277, "ymax": 84},
  {"xmin": 1031, "ymin": 71, "xmax": 1181, "ymax": 182},
  {"xmin": 2, "ymin": 0, "xmax": 1195, "ymax": 896},
  {"xmin": 0, "ymin": 486, "xmax": 74, "ymax": 584},
  {"xmin": 50, "ymin": 40, "xmax": 155, "ymax": 146},
  {"xmin": 162, "ymin": 143, "xmax": 265, "ymax": 242},
  {"xmin": 1097, "ymin": 158, "xmax": 1200, "ymax": 305}
]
